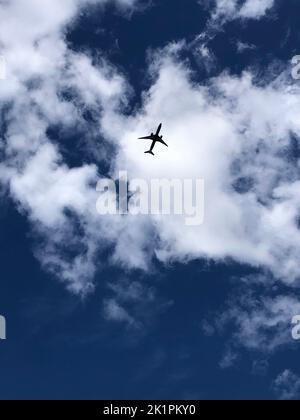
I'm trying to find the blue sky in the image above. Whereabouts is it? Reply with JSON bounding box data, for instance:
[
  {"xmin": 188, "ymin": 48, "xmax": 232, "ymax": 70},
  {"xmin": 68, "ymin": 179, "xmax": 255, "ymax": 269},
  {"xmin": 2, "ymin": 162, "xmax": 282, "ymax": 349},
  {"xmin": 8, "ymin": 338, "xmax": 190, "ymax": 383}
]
[{"xmin": 1, "ymin": 0, "xmax": 300, "ymax": 400}]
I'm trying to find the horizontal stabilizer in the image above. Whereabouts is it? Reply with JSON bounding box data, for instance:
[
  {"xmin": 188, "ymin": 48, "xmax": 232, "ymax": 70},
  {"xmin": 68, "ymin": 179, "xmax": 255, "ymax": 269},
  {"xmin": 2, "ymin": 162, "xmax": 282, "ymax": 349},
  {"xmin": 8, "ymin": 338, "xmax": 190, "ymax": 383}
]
[{"xmin": 145, "ymin": 150, "xmax": 154, "ymax": 156}]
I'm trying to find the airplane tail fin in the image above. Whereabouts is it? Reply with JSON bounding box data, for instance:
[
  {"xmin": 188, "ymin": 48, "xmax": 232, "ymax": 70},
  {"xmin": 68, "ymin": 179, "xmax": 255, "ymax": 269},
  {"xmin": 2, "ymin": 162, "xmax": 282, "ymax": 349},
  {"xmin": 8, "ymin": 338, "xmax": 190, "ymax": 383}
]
[{"xmin": 145, "ymin": 150, "xmax": 154, "ymax": 156}]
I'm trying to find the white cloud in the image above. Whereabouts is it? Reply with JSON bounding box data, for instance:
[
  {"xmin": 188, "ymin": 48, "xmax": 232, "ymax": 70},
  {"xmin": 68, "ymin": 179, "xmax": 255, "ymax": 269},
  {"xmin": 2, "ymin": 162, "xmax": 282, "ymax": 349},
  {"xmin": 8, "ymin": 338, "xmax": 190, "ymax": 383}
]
[
  {"xmin": 239, "ymin": 0, "xmax": 275, "ymax": 19},
  {"xmin": 216, "ymin": 288, "xmax": 300, "ymax": 352},
  {"xmin": 236, "ymin": 41, "xmax": 256, "ymax": 53},
  {"xmin": 1, "ymin": 0, "xmax": 300, "ymax": 367},
  {"xmin": 1, "ymin": 0, "xmax": 300, "ymax": 325},
  {"xmin": 196, "ymin": 0, "xmax": 276, "ymax": 45},
  {"xmin": 273, "ymin": 370, "xmax": 300, "ymax": 400},
  {"xmin": 0, "ymin": 0, "xmax": 138, "ymax": 294},
  {"xmin": 103, "ymin": 298, "xmax": 138, "ymax": 327},
  {"xmin": 9, "ymin": 143, "xmax": 97, "ymax": 227},
  {"xmin": 201, "ymin": 320, "xmax": 215, "ymax": 337},
  {"xmin": 219, "ymin": 347, "xmax": 239, "ymax": 369},
  {"xmin": 103, "ymin": 278, "xmax": 173, "ymax": 329},
  {"xmin": 202, "ymin": 275, "xmax": 300, "ymax": 360},
  {"xmin": 104, "ymin": 55, "xmax": 300, "ymax": 287},
  {"xmin": 212, "ymin": 0, "xmax": 276, "ymax": 22}
]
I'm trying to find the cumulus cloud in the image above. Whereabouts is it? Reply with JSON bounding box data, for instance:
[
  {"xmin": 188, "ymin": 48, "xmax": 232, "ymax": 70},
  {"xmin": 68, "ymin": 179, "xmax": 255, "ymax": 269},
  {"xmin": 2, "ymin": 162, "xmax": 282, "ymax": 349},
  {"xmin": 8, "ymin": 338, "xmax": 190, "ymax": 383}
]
[
  {"xmin": 105, "ymin": 54, "xmax": 300, "ymax": 288},
  {"xmin": 0, "ymin": 0, "xmax": 137, "ymax": 294},
  {"xmin": 273, "ymin": 370, "xmax": 300, "ymax": 400}
]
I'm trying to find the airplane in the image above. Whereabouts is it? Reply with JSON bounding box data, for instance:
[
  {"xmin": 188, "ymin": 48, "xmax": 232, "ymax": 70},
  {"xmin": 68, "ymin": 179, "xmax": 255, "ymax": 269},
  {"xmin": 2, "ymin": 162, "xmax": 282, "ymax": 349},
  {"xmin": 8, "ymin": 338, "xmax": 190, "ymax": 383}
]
[{"xmin": 138, "ymin": 123, "xmax": 168, "ymax": 156}]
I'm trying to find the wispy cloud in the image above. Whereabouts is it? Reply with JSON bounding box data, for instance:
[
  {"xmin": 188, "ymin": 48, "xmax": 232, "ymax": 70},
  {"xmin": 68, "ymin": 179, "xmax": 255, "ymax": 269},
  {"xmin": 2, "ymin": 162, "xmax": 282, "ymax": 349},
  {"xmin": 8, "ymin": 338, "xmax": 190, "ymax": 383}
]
[
  {"xmin": 204, "ymin": 278, "xmax": 300, "ymax": 353},
  {"xmin": 103, "ymin": 277, "xmax": 173, "ymax": 330},
  {"xmin": 219, "ymin": 347, "xmax": 239, "ymax": 369},
  {"xmin": 273, "ymin": 370, "xmax": 300, "ymax": 400},
  {"xmin": 103, "ymin": 298, "xmax": 139, "ymax": 328}
]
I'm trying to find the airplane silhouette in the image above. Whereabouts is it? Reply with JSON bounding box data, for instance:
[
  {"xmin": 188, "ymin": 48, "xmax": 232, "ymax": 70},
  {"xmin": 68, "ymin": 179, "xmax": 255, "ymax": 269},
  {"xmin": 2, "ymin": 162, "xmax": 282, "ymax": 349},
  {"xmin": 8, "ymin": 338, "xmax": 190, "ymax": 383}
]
[{"xmin": 139, "ymin": 123, "xmax": 168, "ymax": 156}]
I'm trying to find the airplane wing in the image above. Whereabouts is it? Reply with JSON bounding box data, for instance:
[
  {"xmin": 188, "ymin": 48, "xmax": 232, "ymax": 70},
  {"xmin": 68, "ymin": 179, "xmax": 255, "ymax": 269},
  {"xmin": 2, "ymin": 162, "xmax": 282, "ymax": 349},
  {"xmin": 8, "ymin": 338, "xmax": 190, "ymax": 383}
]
[
  {"xmin": 155, "ymin": 123, "xmax": 162, "ymax": 136},
  {"xmin": 139, "ymin": 135, "xmax": 155, "ymax": 141},
  {"xmin": 158, "ymin": 138, "xmax": 168, "ymax": 147}
]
